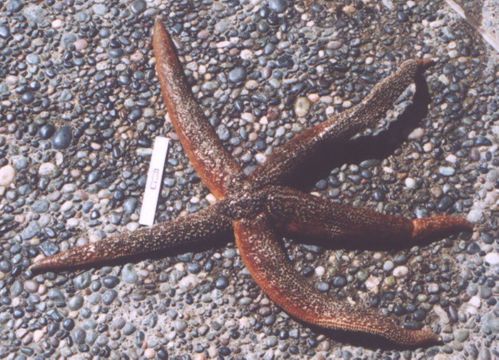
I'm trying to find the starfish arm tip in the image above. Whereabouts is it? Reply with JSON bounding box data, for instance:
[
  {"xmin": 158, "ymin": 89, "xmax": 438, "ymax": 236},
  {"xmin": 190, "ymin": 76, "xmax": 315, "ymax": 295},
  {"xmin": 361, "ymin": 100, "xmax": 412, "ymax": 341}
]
[
  {"xmin": 412, "ymin": 215, "xmax": 473, "ymax": 240},
  {"xmin": 417, "ymin": 57, "xmax": 436, "ymax": 69}
]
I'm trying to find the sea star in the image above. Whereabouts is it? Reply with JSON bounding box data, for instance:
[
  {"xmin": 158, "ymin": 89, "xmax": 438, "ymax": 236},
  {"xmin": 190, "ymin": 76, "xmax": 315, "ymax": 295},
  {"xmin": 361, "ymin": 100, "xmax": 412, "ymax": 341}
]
[{"xmin": 31, "ymin": 19, "xmax": 472, "ymax": 346}]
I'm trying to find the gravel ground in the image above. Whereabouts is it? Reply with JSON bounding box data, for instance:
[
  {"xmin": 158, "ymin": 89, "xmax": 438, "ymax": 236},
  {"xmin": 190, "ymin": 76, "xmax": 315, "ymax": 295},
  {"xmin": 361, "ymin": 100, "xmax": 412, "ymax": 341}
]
[{"xmin": 0, "ymin": 0, "xmax": 497, "ymax": 359}]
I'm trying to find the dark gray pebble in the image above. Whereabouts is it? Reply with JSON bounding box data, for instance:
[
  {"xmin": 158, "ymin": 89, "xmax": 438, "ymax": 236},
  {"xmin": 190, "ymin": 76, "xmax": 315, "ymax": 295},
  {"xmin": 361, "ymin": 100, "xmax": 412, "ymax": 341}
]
[
  {"xmin": 102, "ymin": 289, "xmax": 118, "ymax": 305},
  {"xmin": 131, "ymin": 0, "xmax": 147, "ymax": 14},
  {"xmin": 228, "ymin": 67, "xmax": 247, "ymax": 83},
  {"xmin": 215, "ymin": 275, "xmax": 228, "ymax": 289},
  {"xmin": 268, "ymin": 0, "xmax": 287, "ymax": 13},
  {"xmin": 38, "ymin": 124, "xmax": 56, "ymax": 139},
  {"xmin": 52, "ymin": 126, "xmax": 73, "ymax": 149}
]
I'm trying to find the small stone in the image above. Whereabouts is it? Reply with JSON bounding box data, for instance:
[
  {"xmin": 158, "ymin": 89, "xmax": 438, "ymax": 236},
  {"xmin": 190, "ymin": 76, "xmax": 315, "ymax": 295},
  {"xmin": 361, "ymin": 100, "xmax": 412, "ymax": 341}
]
[
  {"xmin": 174, "ymin": 320, "xmax": 188, "ymax": 332},
  {"xmin": 38, "ymin": 124, "xmax": 56, "ymax": 139},
  {"xmin": 92, "ymin": 4, "xmax": 108, "ymax": 16},
  {"xmin": 38, "ymin": 162, "xmax": 57, "ymax": 177},
  {"xmin": 26, "ymin": 53, "xmax": 40, "ymax": 65},
  {"xmin": 454, "ymin": 329, "xmax": 469, "ymax": 342},
  {"xmin": 0, "ymin": 25, "xmax": 11, "ymax": 39},
  {"xmin": 0, "ymin": 165, "xmax": 15, "ymax": 186},
  {"xmin": 383, "ymin": 260, "xmax": 394, "ymax": 272},
  {"xmin": 404, "ymin": 177, "xmax": 416, "ymax": 189},
  {"xmin": 228, "ymin": 67, "xmax": 246, "ymax": 83},
  {"xmin": 484, "ymin": 253, "xmax": 499, "ymax": 266},
  {"xmin": 467, "ymin": 208, "xmax": 483, "ymax": 223},
  {"xmin": 428, "ymin": 283, "xmax": 440, "ymax": 293},
  {"xmin": 74, "ymin": 39, "xmax": 88, "ymax": 51},
  {"xmin": 21, "ymin": 221, "xmax": 41, "ymax": 240},
  {"xmin": 294, "ymin": 97, "xmax": 311, "ymax": 117},
  {"xmin": 123, "ymin": 197, "xmax": 138, "ymax": 214},
  {"xmin": 52, "ymin": 126, "xmax": 73, "ymax": 149},
  {"xmin": 122, "ymin": 265, "xmax": 138, "ymax": 284},
  {"xmin": 393, "ymin": 266, "xmax": 408, "ymax": 278},
  {"xmin": 408, "ymin": 127, "xmax": 424, "ymax": 140},
  {"xmin": 439, "ymin": 166, "xmax": 455, "ymax": 176},
  {"xmin": 32, "ymin": 199, "xmax": 50, "ymax": 213},
  {"xmin": 269, "ymin": 0, "xmax": 288, "ymax": 13},
  {"xmin": 216, "ymin": 124, "xmax": 230, "ymax": 141},
  {"xmin": 316, "ymin": 281, "xmax": 330, "ymax": 292},
  {"xmin": 68, "ymin": 295, "xmax": 84, "ymax": 311},
  {"xmin": 7, "ymin": 0, "xmax": 23, "ymax": 12},
  {"xmin": 215, "ymin": 275, "xmax": 228, "ymax": 289},
  {"xmin": 130, "ymin": 0, "xmax": 147, "ymax": 14},
  {"xmin": 144, "ymin": 349, "xmax": 155, "ymax": 359},
  {"xmin": 332, "ymin": 276, "xmax": 347, "ymax": 288}
]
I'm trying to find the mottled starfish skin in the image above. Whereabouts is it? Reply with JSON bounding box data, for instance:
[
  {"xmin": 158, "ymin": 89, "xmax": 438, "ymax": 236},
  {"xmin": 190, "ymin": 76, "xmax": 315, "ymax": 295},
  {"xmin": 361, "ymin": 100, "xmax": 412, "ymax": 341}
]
[
  {"xmin": 152, "ymin": 22, "xmax": 241, "ymax": 199},
  {"xmin": 234, "ymin": 215, "xmax": 437, "ymax": 346},
  {"xmin": 31, "ymin": 19, "xmax": 473, "ymax": 347}
]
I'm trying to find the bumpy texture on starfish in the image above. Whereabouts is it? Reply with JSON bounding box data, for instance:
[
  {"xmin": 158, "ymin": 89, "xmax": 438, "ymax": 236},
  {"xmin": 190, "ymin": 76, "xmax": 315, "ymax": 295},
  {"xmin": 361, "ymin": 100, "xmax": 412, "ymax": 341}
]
[{"xmin": 31, "ymin": 19, "xmax": 472, "ymax": 346}]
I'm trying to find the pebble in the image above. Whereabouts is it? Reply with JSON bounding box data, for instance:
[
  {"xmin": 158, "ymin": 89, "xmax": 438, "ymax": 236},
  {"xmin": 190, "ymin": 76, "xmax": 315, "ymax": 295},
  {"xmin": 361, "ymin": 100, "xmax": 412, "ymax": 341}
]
[
  {"xmin": 92, "ymin": 4, "xmax": 108, "ymax": 16},
  {"xmin": 131, "ymin": 0, "xmax": 147, "ymax": 14},
  {"xmin": 0, "ymin": 26, "xmax": 10, "ymax": 39},
  {"xmin": 383, "ymin": 260, "xmax": 394, "ymax": 272},
  {"xmin": 122, "ymin": 265, "xmax": 138, "ymax": 284},
  {"xmin": 483, "ymin": 253, "xmax": 498, "ymax": 266},
  {"xmin": 228, "ymin": 67, "xmax": 246, "ymax": 83},
  {"xmin": 269, "ymin": 0, "xmax": 288, "ymax": 13},
  {"xmin": 0, "ymin": 165, "xmax": 15, "ymax": 187},
  {"xmin": 68, "ymin": 295, "xmax": 84, "ymax": 311},
  {"xmin": 439, "ymin": 166, "xmax": 456, "ymax": 177},
  {"xmin": 404, "ymin": 177, "xmax": 416, "ymax": 189},
  {"xmin": 38, "ymin": 162, "xmax": 57, "ymax": 177},
  {"xmin": 392, "ymin": 266, "xmax": 409, "ymax": 278},
  {"xmin": 294, "ymin": 97, "xmax": 311, "ymax": 117},
  {"xmin": 52, "ymin": 126, "xmax": 73, "ymax": 149},
  {"xmin": 408, "ymin": 127, "xmax": 424, "ymax": 140},
  {"xmin": 21, "ymin": 221, "xmax": 41, "ymax": 240},
  {"xmin": 454, "ymin": 329, "xmax": 469, "ymax": 342}
]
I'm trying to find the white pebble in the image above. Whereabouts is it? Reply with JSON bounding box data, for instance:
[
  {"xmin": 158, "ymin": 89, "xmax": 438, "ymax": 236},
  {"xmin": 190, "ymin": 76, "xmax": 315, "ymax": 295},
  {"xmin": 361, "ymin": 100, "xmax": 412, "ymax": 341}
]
[
  {"xmin": 393, "ymin": 266, "xmax": 409, "ymax": 278},
  {"xmin": 240, "ymin": 49, "xmax": 253, "ymax": 60},
  {"xmin": 144, "ymin": 349, "xmax": 155, "ymax": 359},
  {"xmin": 52, "ymin": 19, "xmax": 64, "ymax": 28},
  {"xmin": 365, "ymin": 275, "xmax": 381, "ymax": 292},
  {"xmin": 405, "ymin": 177, "xmax": 416, "ymax": 189},
  {"xmin": 294, "ymin": 97, "xmax": 311, "ymax": 117},
  {"xmin": 484, "ymin": 252, "xmax": 499, "ymax": 266},
  {"xmin": 315, "ymin": 266, "xmax": 325, "ymax": 277},
  {"xmin": 38, "ymin": 162, "xmax": 58, "ymax": 177},
  {"xmin": 0, "ymin": 165, "xmax": 15, "ymax": 186},
  {"xmin": 445, "ymin": 154, "xmax": 457, "ymax": 163},
  {"xmin": 255, "ymin": 153, "xmax": 266, "ymax": 164},
  {"xmin": 467, "ymin": 208, "xmax": 483, "ymax": 223},
  {"xmin": 408, "ymin": 127, "xmax": 424, "ymax": 140}
]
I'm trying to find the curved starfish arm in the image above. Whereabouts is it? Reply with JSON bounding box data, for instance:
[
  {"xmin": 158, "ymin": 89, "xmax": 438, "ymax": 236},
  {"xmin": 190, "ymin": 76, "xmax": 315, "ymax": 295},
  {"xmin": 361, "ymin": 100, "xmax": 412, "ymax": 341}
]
[
  {"xmin": 251, "ymin": 59, "xmax": 434, "ymax": 188},
  {"xmin": 153, "ymin": 20, "xmax": 241, "ymax": 199},
  {"xmin": 234, "ymin": 214, "xmax": 440, "ymax": 346},
  {"xmin": 265, "ymin": 186, "xmax": 472, "ymax": 242},
  {"xmin": 30, "ymin": 203, "xmax": 232, "ymax": 273}
]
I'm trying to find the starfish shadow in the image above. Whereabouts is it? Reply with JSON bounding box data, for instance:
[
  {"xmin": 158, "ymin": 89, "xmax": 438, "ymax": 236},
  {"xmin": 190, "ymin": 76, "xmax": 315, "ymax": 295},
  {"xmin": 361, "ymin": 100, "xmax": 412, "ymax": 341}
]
[
  {"xmin": 289, "ymin": 73, "xmax": 432, "ymax": 190},
  {"xmin": 309, "ymin": 325, "xmax": 442, "ymax": 350}
]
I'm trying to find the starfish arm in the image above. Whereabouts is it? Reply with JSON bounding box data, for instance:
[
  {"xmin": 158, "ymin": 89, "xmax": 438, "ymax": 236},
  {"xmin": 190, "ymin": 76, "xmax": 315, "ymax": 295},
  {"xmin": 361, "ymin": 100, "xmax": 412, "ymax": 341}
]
[
  {"xmin": 234, "ymin": 214, "xmax": 440, "ymax": 346},
  {"xmin": 153, "ymin": 20, "xmax": 241, "ymax": 198},
  {"xmin": 251, "ymin": 59, "xmax": 434, "ymax": 188},
  {"xmin": 30, "ymin": 203, "xmax": 232, "ymax": 273},
  {"xmin": 265, "ymin": 186, "xmax": 472, "ymax": 242}
]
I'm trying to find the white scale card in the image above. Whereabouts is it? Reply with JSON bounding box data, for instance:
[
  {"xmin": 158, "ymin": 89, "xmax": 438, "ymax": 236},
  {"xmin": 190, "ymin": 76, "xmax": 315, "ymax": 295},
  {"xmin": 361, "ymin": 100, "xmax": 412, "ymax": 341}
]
[{"xmin": 139, "ymin": 136, "xmax": 170, "ymax": 226}]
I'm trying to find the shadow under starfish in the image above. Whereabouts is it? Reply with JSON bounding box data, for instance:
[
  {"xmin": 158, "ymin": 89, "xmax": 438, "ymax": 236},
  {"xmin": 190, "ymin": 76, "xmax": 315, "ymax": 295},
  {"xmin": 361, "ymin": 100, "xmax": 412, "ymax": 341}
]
[{"xmin": 30, "ymin": 19, "xmax": 473, "ymax": 348}]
